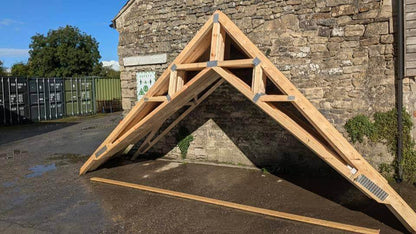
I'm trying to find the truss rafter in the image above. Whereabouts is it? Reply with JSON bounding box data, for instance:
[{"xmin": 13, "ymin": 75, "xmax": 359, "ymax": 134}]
[{"xmin": 80, "ymin": 11, "xmax": 416, "ymax": 232}]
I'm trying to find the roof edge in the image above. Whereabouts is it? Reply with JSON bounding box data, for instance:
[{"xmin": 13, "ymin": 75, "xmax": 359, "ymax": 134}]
[{"xmin": 111, "ymin": 0, "xmax": 136, "ymax": 29}]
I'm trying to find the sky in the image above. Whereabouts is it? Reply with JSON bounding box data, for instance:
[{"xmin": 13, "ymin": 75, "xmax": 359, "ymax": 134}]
[{"xmin": 0, "ymin": 0, "xmax": 127, "ymax": 68}]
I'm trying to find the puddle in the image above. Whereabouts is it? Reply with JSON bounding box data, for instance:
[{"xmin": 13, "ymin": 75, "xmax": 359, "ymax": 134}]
[
  {"xmin": 26, "ymin": 163, "xmax": 57, "ymax": 178},
  {"xmin": 155, "ymin": 162, "xmax": 181, "ymax": 173}
]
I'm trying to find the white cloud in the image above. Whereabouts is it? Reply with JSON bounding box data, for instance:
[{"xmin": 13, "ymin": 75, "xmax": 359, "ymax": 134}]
[
  {"xmin": 0, "ymin": 19, "xmax": 23, "ymax": 26},
  {"xmin": 0, "ymin": 48, "xmax": 29, "ymax": 58},
  {"xmin": 102, "ymin": 60, "xmax": 120, "ymax": 71}
]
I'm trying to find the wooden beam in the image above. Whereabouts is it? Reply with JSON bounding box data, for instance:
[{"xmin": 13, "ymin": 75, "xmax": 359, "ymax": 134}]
[
  {"xmin": 176, "ymin": 62, "xmax": 207, "ymax": 71},
  {"xmin": 252, "ymin": 65, "xmax": 266, "ymax": 94},
  {"xmin": 168, "ymin": 70, "xmax": 178, "ymax": 96},
  {"xmin": 210, "ymin": 16, "xmax": 226, "ymax": 61},
  {"xmin": 91, "ymin": 177, "xmax": 380, "ymax": 234},
  {"xmin": 134, "ymin": 79, "xmax": 225, "ymax": 158},
  {"xmin": 144, "ymin": 96, "xmax": 168, "ymax": 102},
  {"xmin": 258, "ymin": 95, "xmax": 295, "ymax": 102},
  {"xmin": 176, "ymin": 59, "xmax": 254, "ymax": 71},
  {"xmin": 132, "ymin": 123, "xmax": 163, "ymax": 160},
  {"xmin": 176, "ymin": 71, "xmax": 186, "ymax": 92},
  {"xmin": 217, "ymin": 59, "xmax": 254, "ymax": 68}
]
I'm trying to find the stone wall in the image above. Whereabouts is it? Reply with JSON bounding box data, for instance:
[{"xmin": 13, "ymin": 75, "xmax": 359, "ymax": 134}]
[{"xmin": 114, "ymin": 0, "xmax": 415, "ymax": 171}]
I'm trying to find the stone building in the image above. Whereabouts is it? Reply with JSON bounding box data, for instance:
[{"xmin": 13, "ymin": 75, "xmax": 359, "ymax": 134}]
[{"xmin": 111, "ymin": 0, "xmax": 416, "ymax": 172}]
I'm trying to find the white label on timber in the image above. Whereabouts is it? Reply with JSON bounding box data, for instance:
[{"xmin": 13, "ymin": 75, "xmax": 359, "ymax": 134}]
[
  {"xmin": 137, "ymin": 71, "xmax": 156, "ymax": 101},
  {"xmin": 123, "ymin": 54, "xmax": 167, "ymax": 66}
]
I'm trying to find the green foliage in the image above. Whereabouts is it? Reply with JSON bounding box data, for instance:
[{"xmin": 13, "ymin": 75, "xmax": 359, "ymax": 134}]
[
  {"xmin": 95, "ymin": 66, "xmax": 120, "ymax": 79},
  {"xmin": 344, "ymin": 115, "xmax": 375, "ymax": 143},
  {"xmin": 175, "ymin": 126, "xmax": 194, "ymax": 160},
  {"xmin": 261, "ymin": 168, "xmax": 270, "ymax": 174},
  {"xmin": 344, "ymin": 109, "xmax": 416, "ymax": 183},
  {"xmin": 28, "ymin": 25, "xmax": 101, "ymax": 77},
  {"xmin": 11, "ymin": 62, "xmax": 30, "ymax": 77},
  {"xmin": 0, "ymin": 60, "xmax": 6, "ymax": 76}
]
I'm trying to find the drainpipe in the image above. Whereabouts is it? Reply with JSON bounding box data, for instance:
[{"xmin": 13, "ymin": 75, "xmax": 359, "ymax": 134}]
[{"xmin": 397, "ymin": 0, "xmax": 404, "ymax": 182}]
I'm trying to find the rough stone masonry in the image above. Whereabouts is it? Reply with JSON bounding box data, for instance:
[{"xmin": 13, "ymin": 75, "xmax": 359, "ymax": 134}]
[{"xmin": 113, "ymin": 0, "xmax": 416, "ymax": 172}]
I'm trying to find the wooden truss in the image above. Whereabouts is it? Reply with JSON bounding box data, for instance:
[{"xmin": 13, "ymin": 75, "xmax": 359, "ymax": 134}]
[{"xmin": 80, "ymin": 11, "xmax": 416, "ymax": 232}]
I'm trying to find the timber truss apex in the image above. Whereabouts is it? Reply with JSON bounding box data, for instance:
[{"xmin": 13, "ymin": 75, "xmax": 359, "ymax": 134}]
[{"xmin": 80, "ymin": 11, "xmax": 416, "ymax": 232}]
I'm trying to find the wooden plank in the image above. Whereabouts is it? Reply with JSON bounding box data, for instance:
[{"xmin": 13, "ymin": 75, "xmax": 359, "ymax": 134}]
[
  {"xmin": 217, "ymin": 59, "xmax": 254, "ymax": 68},
  {"xmin": 176, "ymin": 71, "xmax": 186, "ymax": 92},
  {"xmin": 176, "ymin": 59, "xmax": 254, "ymax": 71},
  {"xmin": 132, "ymin": 123, "xmax": 163, "ymax": 159},
  {"xmin": 210, "ymin": 18, "xmax": 226, "ymax": 61},
  {"xmin": 407, "ymin": 0, "xmax": 416, "ymax": 5},
  {"xmin": 407, "ymin": 44, "xmax": 416, "ymax": 53},
  {"xmin": 406, "ymin": 60, "xmax": 416, "ymax": 68},
  {"xmin": 405, "ymin": 4, "xmax": 416, "ymax": 12},
  {"xmin": 91, "ymin": 177, "xmax": 380, "ymax": 234},
  {"xmin": 252, "ymin": 65, "xmax": 266, "ymax": 94},
  {"xmin": 406, "ymin": 20, "xmax": 416, "ymax": 29},
  {"xmin": 144, "ymin": 96, "xmax": 167, "ymax": 102},
  {"xmin": 406, "ymin": 29, "xmax": 416, "ymax": 37},
  {"xmin": 405, "ymin": 52, "xmax": 416, "ymax": 61},
  {"xmin": 176, "ymin": 62, "xmax": 207, "ymax": 71},
  {"xmin": 134, "ymin": 79, "xmax": 225, "ymax": 158},
  {"xmin": 258, "ymin": 95, "xmax": 295, "ymax": 102},
  {"xmin": 406, "ymin": 68, "xmax": 416, "ymax": 76},
  {"xmin": 406, "ymin": 36, "xmax": 416, "ymax": 45},
  {"xmin": 406, "ymin": 12, "xmax": 416, "ymax": 21},
  {"xmin": 168, "ymin": 70, "xmax": 178, "ymax": 96}
]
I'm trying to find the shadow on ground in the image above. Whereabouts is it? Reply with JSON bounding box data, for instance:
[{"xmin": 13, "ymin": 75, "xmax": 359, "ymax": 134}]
[{"xmin": 0, "ymin": 122, "xmax": 77, "ymax": 145}]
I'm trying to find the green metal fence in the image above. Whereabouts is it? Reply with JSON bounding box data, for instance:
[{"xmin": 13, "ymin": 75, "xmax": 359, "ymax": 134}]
[{"xmin": 93, "ymin": 77, "xmax": 122, "ymax": 113}]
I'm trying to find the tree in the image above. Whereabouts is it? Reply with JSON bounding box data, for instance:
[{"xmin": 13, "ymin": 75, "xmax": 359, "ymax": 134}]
[
  {"xmin": 0, "ymin": 61, "xmax": 6, "ymax": 76},
  {"xmin": 28, "ymin": 25, "xmax": 101, "ymax": 77},
  {"xmin": 11, "ymin": 62, "xmax": 30, "ymax": 77},
  {"xmin": 97, "ymin": 66, "xmax": 120, "ymax": 79}
]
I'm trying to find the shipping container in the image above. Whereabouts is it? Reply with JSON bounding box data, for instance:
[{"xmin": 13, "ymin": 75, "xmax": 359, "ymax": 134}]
[
  {"xmin": 28, "ymin": 78, "xmax": 64, "ymax": 121},
  {"xmin": 0, "ymin": 77, "xmax": 30, "ymax": 125},
  {"xmin": 1, "ymin": 76, "xmax": 120, "ymax": 125},
  {"xmin": 64, "ymin": 77, "xmax": 94, "ymax": 116},
  {"xmin": 94, "ymin": 77, "xmax": 122, "ymax": 113}
]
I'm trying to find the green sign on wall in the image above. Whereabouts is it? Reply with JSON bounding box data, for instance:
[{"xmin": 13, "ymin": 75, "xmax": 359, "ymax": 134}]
[{"xmin": 136, "ymin": 71, "xmax": 156, "ymax": 101}]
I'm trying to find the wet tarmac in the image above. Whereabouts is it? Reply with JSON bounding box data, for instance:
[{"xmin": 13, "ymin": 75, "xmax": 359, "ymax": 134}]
[{"xmin": 0, "ymin": 112, "xmax": 415, "ymax": 233}]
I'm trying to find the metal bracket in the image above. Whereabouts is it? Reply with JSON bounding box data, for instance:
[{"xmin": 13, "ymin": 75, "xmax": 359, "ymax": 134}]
[
  {"xmin": 355, "ymin": 174, "xmax": 389, "ymax": 201},
  {"xmin": 252, "ymin": 57, "xmax": 261, "ymax": 66},
  {"xmin": 347, "ymin": 165, "xmax": 357, "ymax": 175},
  {"xmin": 166, "ymin": 94, "xmax": 171, "ymax": 101},
  {"xmin": 252, "ymin": 93, "xmax": 265, "ymax": 103},
  {"xmin": 171, "ymin": 64, "xmax": 177, "ymax": 71},
  {"xmin": 287, "ymin": 95, "xmax": 295, "ymax": 101},
  {"xmin": 207, "ymin": 61, "xmax": 218, "ymax": 67},
  {"xmin": 213, "ymin": 13, "xmax": 219, "ymax": 23},
  {"xmin": 95, "ymin": 146, "xmax": 107, "ymax": 158}
]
